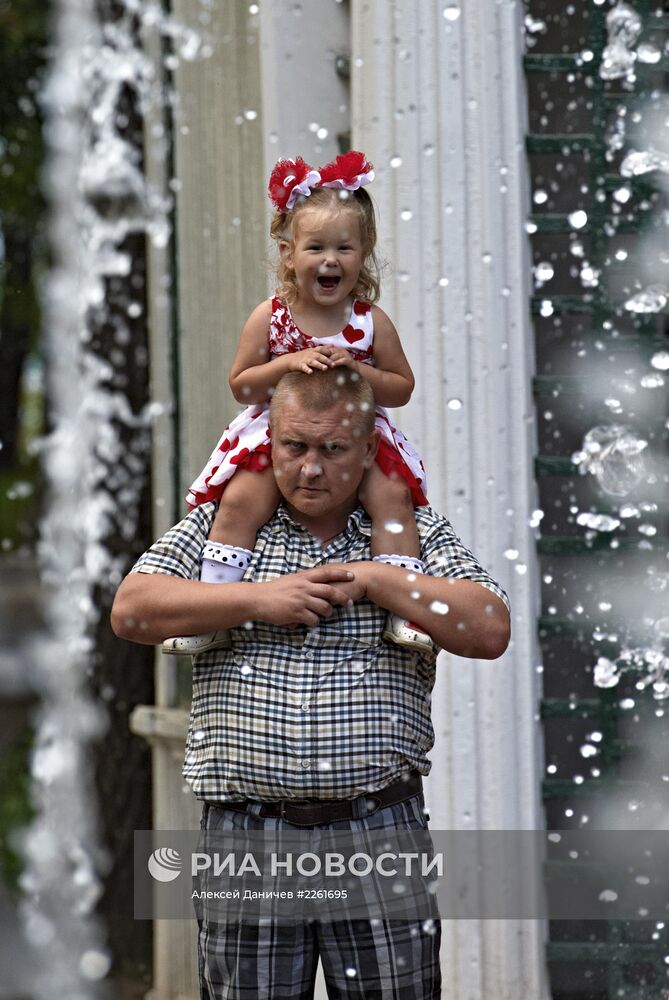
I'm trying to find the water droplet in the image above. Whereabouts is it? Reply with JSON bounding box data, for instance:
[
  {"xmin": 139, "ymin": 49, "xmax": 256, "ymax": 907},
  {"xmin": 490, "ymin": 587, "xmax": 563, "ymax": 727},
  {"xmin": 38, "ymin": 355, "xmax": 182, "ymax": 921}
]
[
  {"xmin": 442, "ymin": 5, "xmax": 461, "ymax": 21},
  {"xmin": 525, "ymin": 15, "xmax": 546, "ymax": 34},
  {"xmin": 613, "ymin": 186, "xmax": 631, "ymax": 204},
  {"xmin": 620, "ymin": 147, "xmax": 669, "ymax": 178},
  {"xmin": 580, "ymin": 744, "xmax": 598, "ymax": 758},
  {"xmin": 533, "ymin": 189, "xmax": 548, "ymax": 205},
  {"xmin": 504, "ymin": 548, "xmax": 519, "ymax": 561},
  {"xmin": 383, "ymin": 521, "xmax": 404, "ymax": 534},
  {"xmin": 243, "ymin": 109, "xmax": 258, "ymax": 121},
  {"xmin": 576, "ymin": 512, "xmax": 620, "ymax": 532},
  {"xmin": 447, "ymin": 398, "xmax": 462, "ymax": 410},
  {"xmin": 577, "ymin": 425, "xmax": 647, "ymax": 496},
  {"xmin": 568, "ymin": 210, "xmax": 588, "ymax": 229},
  {"xmin": 390, "ymin": 155, "xmax": 403, "ymax": 168},
  {"xmin": 599, "ymin": 889, "xmax": 618, "ymax": 903},
  {"xmin": 79, "ymin": 948, "xmax": 112, "ymax": 981},
  {"xmin": 640, "ymin": 373, "xmax": 665, "ymax": 389},
  {"xmin": 637, "ymin": 43, "xmax": 661, "ymax": 64},
  {"xmin": 594, "ymin": 657, "xmax": 619, "ymax": 689},
  {"xmin": 534, "ymin": 261, "xmax": 554, "ymax": 282},
  {"xmin": 539, "ymin": 299, "xmax": 554, "ymax": 317},
  {"xmin": 400, "ymin": 208, "xmax": 413, "ymax": 221},
  {"xmin": 580, "ymin": 265, "xmax": 599, "ymax": 288},
  {"xmin": 651, "ymin": 351, "xmax": 669, "ymax": 371},
  {"xmin": 345, "ymin": 967, "xmax": 358, "ymax": 978},
  {"xmin": 653, "ymin": 618, "xmax": 669, "ymax": 639},
  {"xmin": 625, "ymin": 285, "xmax": 667, "ymax": 314},
  {"xmin": 429, "ymin": 600, "xmax": 450, "ymax": 615}
]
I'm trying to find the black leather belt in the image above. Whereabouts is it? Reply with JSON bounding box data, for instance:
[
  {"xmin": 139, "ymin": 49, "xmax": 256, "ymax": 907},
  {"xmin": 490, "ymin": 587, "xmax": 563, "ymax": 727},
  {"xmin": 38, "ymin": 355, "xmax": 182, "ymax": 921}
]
[{"xmin": 211, "ymin": 771, "xmax": 422, "ymax": 827}]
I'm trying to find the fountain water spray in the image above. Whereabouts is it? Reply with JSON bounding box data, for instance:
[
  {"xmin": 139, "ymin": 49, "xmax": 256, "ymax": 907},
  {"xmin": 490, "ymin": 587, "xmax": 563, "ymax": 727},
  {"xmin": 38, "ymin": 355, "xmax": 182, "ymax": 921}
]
[{"xmin": 18, "ymin": 0, "xmax": 211, "ymax": 994}]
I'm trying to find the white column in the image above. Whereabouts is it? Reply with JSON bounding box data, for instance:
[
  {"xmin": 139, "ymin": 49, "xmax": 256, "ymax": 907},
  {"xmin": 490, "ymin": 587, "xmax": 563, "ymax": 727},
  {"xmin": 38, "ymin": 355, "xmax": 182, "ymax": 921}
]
[{"xmin": 352, "ymin": 2, "xmax": 547, "ymax": 997}]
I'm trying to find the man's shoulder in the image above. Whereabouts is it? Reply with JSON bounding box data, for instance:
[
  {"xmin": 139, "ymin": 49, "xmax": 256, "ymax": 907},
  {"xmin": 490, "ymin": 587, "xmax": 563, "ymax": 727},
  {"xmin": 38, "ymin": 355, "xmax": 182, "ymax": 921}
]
[
  {"xmin": 131, "ymin": 503, "xmax": 217, "ymax": 577},
  {"xmin": 415, "ymin": 504, "xmax": 451, "ymax": 533},
  {"xmin": 170, "ymin": 502, "xmax": 217, "ymax": 538}
]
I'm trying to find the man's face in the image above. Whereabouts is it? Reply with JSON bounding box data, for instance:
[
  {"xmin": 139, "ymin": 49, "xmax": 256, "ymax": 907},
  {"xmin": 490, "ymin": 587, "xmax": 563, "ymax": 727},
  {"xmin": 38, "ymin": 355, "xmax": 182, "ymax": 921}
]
[{"xmin": 270, "ymin": 399, "xmax": 378, "ymax": 528}]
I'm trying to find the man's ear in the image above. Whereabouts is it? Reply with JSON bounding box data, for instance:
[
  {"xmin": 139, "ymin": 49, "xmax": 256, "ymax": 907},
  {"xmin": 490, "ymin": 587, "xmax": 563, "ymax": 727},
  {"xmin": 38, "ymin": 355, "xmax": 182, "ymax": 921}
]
[
  {"xmin": 362, "ymin": 430, "xmax": 380, "ymax": 468},
  {"xmin": 279, "ymin": 240, "xmax": 293, "ymax": 269}
]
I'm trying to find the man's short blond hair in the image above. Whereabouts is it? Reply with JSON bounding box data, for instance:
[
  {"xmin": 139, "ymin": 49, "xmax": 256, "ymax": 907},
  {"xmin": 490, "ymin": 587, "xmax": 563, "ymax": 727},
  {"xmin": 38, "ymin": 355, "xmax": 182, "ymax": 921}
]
[{"xmin": 269, "ymin": 369, "xmax": 376, "ymax": 436}]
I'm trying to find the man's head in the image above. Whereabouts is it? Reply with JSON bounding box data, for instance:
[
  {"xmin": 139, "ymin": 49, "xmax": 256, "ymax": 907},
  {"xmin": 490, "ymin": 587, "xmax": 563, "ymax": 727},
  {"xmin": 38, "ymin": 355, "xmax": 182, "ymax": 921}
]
[{"xmin": 269, "ymin": 369, "xmax": 378, "ymax": 532}]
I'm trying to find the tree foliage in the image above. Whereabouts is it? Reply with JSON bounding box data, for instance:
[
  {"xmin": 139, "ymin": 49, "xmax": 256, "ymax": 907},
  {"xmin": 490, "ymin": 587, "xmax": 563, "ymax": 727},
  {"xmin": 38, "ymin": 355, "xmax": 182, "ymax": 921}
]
[{"xmin": 0, "ymin": 0, "xmax": 48, "ymax": 471}]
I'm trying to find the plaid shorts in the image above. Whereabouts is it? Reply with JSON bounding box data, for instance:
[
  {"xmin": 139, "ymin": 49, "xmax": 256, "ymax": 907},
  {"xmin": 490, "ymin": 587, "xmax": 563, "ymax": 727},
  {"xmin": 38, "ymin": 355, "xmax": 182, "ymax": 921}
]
[{"xmin": 197, "ymin": 795, "xmax": 442, "ymax": 999}]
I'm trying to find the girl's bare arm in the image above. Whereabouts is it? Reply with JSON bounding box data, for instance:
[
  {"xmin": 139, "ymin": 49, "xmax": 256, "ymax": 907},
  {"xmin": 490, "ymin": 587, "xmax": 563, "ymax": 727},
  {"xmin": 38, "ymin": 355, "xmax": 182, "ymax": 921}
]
[{"xmin": 329, "ymin": 307, "xmax": 415, "ymax": 407}]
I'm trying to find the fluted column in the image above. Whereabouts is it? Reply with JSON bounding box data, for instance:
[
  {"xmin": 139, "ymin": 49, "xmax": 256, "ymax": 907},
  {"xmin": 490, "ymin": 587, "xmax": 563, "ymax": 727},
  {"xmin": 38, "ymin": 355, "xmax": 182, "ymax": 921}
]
[{"xmin": 352, "ymin": 2, "xmax": 547, "ymax": 997}]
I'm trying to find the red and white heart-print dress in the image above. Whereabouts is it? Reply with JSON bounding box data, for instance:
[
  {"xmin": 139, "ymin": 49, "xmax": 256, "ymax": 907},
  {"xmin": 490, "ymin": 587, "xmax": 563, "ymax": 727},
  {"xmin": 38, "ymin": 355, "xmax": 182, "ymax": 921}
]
[{"xmin": 185, "ymin": 297, "xmax": 428, "ymax": 509}]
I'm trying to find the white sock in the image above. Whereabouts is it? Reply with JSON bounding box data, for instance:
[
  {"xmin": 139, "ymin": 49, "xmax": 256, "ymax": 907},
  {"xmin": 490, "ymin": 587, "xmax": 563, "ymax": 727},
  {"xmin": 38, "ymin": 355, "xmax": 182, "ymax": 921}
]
[
  {"xmin": 200, "ymin": 543, "xmax": 252, "ymax": 584},
  {"xmin": 373, "ymin": 553, "xmax": 425, "ymax": 575}
]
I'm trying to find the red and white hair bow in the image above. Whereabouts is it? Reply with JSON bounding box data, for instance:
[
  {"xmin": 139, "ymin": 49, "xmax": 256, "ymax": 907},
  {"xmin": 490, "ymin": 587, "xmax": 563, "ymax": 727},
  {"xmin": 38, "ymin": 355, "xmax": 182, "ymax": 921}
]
[
  {"xmin": 268, "ymin": 150, "xmax": 374, "ymax": 212},
  {"xmin": 268, "ymin": 156, "xmax": 322, "ymax": 213},
  {"xmin": 318, "ymin": 151, "xmax": 374, "ymax": 192}
]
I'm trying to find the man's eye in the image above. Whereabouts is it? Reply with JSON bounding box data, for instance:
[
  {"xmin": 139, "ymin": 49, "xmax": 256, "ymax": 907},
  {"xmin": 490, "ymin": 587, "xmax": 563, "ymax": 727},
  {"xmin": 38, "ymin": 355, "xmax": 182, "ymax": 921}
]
[{"xmin": 323, "ymin": 443, "xmax": 341, "ymax": 454}]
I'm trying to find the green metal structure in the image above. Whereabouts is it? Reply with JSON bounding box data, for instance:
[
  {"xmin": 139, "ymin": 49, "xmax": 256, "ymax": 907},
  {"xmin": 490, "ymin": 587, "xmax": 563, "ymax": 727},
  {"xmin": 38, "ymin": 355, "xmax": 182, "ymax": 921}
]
[{"xmin": 525, "ymin": 1, "xmax": 668, "ymax": 997}]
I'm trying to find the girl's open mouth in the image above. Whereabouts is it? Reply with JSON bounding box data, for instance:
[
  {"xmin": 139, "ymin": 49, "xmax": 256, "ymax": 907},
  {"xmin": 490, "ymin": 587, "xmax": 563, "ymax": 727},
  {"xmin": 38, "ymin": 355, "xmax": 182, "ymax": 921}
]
[{"xmin": 317, "ymin": 276, "xmax": 341, "ymax": 289}]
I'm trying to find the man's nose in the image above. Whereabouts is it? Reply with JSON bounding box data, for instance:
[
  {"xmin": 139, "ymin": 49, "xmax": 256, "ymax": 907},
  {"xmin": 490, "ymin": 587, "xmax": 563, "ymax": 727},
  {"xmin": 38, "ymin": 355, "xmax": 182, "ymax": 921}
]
[{"xmin": 301, "ymin": 454, "xmax": 323, "ymax": 479}]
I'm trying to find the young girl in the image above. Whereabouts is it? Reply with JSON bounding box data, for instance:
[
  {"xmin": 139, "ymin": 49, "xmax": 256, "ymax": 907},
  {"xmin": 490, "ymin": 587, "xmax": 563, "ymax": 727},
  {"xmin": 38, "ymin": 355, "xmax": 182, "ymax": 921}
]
[{"xmin": 164, "ymin": 151, "xmax": 432, "ymax": 655}]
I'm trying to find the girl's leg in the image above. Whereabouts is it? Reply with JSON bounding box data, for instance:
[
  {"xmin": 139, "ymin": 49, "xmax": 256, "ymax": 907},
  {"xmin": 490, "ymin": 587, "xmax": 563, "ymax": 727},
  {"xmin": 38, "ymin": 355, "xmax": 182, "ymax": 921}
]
[
  {"xmin": 359, "ymin": 463, "xmax": 434, "ymax": 652},
  {"xmin": 359, "ymin": 463, "xmax": 420, "ymax": 559},
  {"xmin": 208, "ymin": 467, "xmax": 281, "ymax": 550},
  {"xmin": 162, "ymin": 468, "xmax": 280, "ymax": 655}
]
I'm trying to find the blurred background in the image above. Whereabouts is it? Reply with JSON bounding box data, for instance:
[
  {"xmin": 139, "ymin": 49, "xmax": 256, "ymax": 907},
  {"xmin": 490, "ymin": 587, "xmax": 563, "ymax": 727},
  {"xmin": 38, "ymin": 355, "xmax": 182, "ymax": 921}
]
[{"xmin": 0, "ymin": 1, "xmax": 667, "ymax": 998}]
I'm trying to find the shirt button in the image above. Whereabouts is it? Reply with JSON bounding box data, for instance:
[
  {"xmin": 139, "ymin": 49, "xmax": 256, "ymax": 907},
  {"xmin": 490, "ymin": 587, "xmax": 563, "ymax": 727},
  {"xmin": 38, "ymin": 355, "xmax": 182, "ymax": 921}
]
[
  {"xmin": 301, "ymin": 703, "xmax": 311, "ymax": 712},
  {"xmin": 303, "ymin": 650, "xmax": 313, "ymax": 660},
  {"xmin": 301, "ymin": 759, "xmax": 312, "ymax": 769}
]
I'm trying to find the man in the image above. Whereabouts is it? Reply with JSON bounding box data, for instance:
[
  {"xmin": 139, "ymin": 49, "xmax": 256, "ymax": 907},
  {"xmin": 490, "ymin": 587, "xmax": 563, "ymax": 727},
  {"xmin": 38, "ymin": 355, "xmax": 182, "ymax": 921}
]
[{"xmin": 112, "ymin": 369, "xmax": 510, "ymax": 999}]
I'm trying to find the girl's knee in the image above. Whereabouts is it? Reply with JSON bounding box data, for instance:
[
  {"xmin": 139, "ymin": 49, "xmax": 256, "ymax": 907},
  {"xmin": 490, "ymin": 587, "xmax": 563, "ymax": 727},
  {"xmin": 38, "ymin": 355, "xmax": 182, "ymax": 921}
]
[{"xmin": 216, "ymin": 470, "xmax": 278, "ymax": 526}]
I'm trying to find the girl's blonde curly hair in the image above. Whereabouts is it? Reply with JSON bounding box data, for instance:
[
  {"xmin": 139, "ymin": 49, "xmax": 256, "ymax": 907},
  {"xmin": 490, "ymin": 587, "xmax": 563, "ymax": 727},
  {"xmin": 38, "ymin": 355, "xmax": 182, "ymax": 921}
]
[{"xmin": 270, "ymin": 187, "xmax": 381, "ymax": 305}]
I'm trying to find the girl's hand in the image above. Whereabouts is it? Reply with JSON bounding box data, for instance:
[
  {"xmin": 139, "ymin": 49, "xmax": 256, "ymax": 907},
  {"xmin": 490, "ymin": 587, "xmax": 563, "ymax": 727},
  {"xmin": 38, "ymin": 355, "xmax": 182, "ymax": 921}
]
[
  {"xmin": 289, "ymin": 347, "xmax": 336, "ymax": 374},
  {"xmin": 326, "ymin": 347, "xmax": 358, "ymax": 371}
]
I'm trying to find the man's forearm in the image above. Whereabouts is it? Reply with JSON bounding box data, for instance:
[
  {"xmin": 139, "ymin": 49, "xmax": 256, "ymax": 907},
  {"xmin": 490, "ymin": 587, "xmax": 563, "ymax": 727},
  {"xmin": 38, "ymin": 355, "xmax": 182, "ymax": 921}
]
[
  {"xmin": 111, "ymin": 573, "xmax": 261, "ymax": 644},
  {"xmin": 353, "ymin": 562, "xmax": 510, "ymax": 659},
  {"xmin": 111, "ymin": 566, "xmax": 361, "ymax": 645}
]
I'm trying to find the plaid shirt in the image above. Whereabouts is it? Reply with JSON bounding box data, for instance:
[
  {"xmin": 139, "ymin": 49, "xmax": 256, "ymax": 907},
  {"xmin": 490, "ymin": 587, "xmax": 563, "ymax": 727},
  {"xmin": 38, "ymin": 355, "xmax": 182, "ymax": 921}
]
[{"xmin": 132, "ymin": 502, "xmax": 509, "ymax": 802}]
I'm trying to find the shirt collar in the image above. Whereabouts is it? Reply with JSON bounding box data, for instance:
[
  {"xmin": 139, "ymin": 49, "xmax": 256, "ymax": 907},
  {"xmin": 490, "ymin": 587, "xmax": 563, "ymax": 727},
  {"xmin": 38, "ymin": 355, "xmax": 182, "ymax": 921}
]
[{"xmin": 274, "ymin": 502, "xmax": 372, "ymax": 540}]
